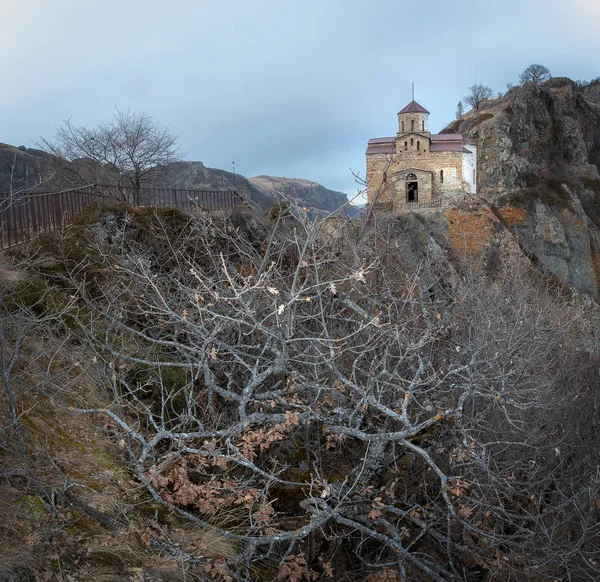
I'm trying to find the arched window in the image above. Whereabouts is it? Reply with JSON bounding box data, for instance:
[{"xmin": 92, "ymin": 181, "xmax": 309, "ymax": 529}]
[
  {"xmin": 402, "ymin": 121, "xmax": 405, "ymax": 132},
  {"xmin": 440, "ymin": 170, "xmax": 444, "ymax": 183},
  {"xmin": 417, "ymin": 141, "xmax": 420, "ymax": 151},
  {"xmin": 422, "ymin": 120, "xmax": 425, "ymax": 131},
  {"xmin": 404, "ymin": 141, "xmax": 408, "ymax": 150},
  {"xmin": 410, "ymin": 138, "xmax": 414, "ymax": 146},
  {"xmin": 406, "ymin": 173, "xmax": 417, "ymax": 180},
  {"xmin": 411, "ymin": 120, "xmax": 415, "ymax": 131}
]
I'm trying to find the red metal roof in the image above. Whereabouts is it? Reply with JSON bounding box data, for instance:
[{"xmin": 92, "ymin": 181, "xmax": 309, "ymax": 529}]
[
  {"xmin": 366, "ymin": 143, "xmax": 396, "ymax": 155},
  {"xmin": 430, "ymin": 133, "xmax": 463, "ymax": 141},
  {"xmin": 398, "ymin": 100, "xmax": 430, "ymax": 115},
  {"xmin": 429, "ymin": 143, "xmax": 465, "ymax": 152},
  {"xmin": 368, "ymin": 137, "xmax": 395, "ymax": 144}
]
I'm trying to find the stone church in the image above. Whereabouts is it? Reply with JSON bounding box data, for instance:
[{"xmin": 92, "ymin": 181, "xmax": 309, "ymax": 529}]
[{"xmin": 366, "ymin": 99, "xmax": 477, "ymax": 209}]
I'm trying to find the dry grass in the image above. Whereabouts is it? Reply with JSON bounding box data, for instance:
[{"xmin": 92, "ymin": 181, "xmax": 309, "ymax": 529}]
[
  {"xmin": 0, "ymin": 265, "xmax": 27, "ymax": 289},
  {"xmin": 0, "ymin": 548, "xmax": 37, "ymax": 582},
  {"xmin": 175, "ymin": 525, "xmax": 237, "ymax": 560}
]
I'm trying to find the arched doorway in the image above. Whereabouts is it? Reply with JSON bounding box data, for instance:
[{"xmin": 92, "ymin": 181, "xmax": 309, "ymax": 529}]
[{"xmin": 405, "ymin": 173, "xmax": 418, "ymax": 202}]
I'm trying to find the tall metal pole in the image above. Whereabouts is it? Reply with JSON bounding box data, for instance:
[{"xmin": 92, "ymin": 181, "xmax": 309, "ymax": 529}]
[
  {"xmin": 232, "ymin": 161, "xmax": 236, "ymax": 190},
  {"xmin": 412, "ymin": 82, "xmax": 415, "ymax": 100}
]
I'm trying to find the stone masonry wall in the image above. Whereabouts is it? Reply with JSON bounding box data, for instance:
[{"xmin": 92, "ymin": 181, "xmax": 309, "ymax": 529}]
[
  {"xmin": 398, "ymin": 112, "xmax": 429, "ymax": 134},
  {"xmin": 366, "ymin": 148, "xmax": 465, "ymax": 204},
  {"xmin": 389, "ymin": 168, "xmax": 433, "ymax": 205},
  {"xmin": 368, "ymin": 151, "xmax": 464, "ymax": 203},
  {"xmin": 396, "ymin": 132, "xmax": 430, "ymax": 155}
]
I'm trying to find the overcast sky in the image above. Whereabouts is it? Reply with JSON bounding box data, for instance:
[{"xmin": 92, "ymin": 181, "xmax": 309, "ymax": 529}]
[{"xmin": 1, "ymin": 0, "xmax": 598, "ymax": 201}]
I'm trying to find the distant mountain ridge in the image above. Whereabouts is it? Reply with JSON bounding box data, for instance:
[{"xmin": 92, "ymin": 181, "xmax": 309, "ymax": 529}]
[
  {"xmin": 248, "ymin": 174, "xmax": 353, "ymax": 214},
  {"xmin": 0, "ymin": 146, "xmax": 353, "ymax": 214},
  {"xmin": 146, "ymin": 162, "xmax": 353, "ymax": 214},
  {"xmin": 147, "ymin": 161, "xmax": 273, "ymax": 208}
]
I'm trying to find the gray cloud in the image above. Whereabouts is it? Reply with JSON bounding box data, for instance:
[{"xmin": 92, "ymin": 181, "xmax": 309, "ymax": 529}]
[{"xmin": 1, "ymin": 0, "xmax": 598, "ymax": 198}]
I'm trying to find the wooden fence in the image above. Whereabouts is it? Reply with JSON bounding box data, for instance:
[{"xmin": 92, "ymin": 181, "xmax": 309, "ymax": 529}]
[{"xmin": 0, "ymin": 184, "xmax": 247, "ymax": 250}]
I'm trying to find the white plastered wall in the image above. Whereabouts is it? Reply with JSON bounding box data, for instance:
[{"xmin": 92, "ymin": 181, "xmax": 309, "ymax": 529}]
[{"xmin": 462, "ymin": 146, "xmax": 477, "ymax": 194}]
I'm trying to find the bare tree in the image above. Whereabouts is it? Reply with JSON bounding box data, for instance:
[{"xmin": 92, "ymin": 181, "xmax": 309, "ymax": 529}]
[
  {"xmin": 519, "ymin": 63, "xmax": 551, "ymax": 85},
  {"xmin": 40, "ymin": 108, "xmax": 182, "ymax": 203},
  {"xmin": 43, "ymin": 204, "xmax": 600, "ymax": 580},
  {"xmin": 456, "ymin": 100, "xmax": 464, "ymax": 118},
  {"xmin": 464, "ymin": 84, "xmax": 493, "ymax": 111}
]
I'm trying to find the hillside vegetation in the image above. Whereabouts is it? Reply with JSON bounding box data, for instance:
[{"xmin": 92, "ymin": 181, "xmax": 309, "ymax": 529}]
[
  {"xmin": 1, "ymin": 201, "xmax": 600, "ymax": 581},
  {"xmin": 3, "ymin": 77, "xmax": 600, "ymax": 581}
]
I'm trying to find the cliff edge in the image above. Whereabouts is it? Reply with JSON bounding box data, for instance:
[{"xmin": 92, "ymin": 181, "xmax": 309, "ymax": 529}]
[{"xmin": 440, "ymin": 79, "xmax": 600, "ymax": 299}]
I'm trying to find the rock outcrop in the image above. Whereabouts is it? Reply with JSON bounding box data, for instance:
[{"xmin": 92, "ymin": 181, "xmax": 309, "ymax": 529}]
[
  {"xmin": 439, "ymin": 79, "xmax": 600, "ymax": 299},
  {"xmin": 443, "ymin": 78, "xmax": 600, "ymax": 192},
  {"xmin": 0, "ymin": 143, "xmax": 56, "ymax": 191}
]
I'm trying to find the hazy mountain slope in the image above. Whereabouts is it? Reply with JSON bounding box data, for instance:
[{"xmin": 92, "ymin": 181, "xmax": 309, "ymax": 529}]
[
  {"xmin": 148, "ymin": 160, "xmax": 273, "ymax": 208},
  {"xmin": 1, "ymin": 142, "xmax": 354, "ymax": 215},
  {"xmin": 0, "ymin": 142, "xmax": 56, "ymax": 191},
  {"xmin": 248, "ymin": 174, "xmax": 354, "ymax": 214},
  {"xmin": 143, "ymin": 162, "xmax": 356, "ymax": 214}
]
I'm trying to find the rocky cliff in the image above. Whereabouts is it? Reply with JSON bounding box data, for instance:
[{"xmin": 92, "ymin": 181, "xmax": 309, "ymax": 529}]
[
  {"xmin": 443, "ymin": 78, "xmax": 600, "ymax": 192},
  {"xmin": 440, "ymin": 78, "xmax": 600, "ymax": 299},
  {"xmin": 0, "ymin": 143, "xmax": 56, "ymax": 192}
]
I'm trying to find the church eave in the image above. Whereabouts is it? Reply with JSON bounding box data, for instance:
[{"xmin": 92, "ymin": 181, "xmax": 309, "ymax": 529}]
[
  {"xmin": 397, "ymin": 100, "xmax": 431, "ymax": 115},
  {"xmin": 396, "ymin": 131, "xmax": 430, "ymax": 139}
]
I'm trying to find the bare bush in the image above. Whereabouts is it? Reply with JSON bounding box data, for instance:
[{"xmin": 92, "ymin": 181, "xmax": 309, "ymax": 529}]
[{"xmin": 43, "ymin": 206, "xmax": 600, "ymax": 580}]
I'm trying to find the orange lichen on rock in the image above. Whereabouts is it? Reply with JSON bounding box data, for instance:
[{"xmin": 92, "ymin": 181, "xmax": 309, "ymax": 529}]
[
  {"xmin": 443, "ymin": 207, "xmax": 495, "ymax": 263},
  {"xmin": 499, "ymin": 205, "xmax": 526, "ymax": 228}
]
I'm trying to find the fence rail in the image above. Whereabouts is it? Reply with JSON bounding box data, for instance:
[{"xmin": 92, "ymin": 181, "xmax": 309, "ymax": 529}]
[
  {"xmin": 0, "ymin": 184, "xmax": 247, "ymax": 250},
  {"xmin": 98, "ymin": 185, "xmax": 247, "ymax": 212},
  {"xmin": 404, "ymin": 198, "xmax": 444, "ymax": 210},
  {"xmin": 402, "ymin": 194, "xmax": 473, "ymax": 212}
]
